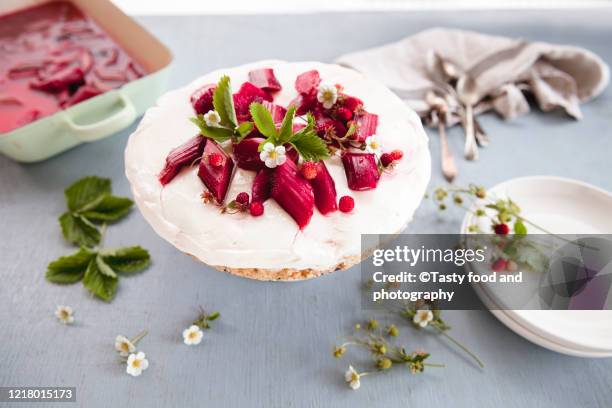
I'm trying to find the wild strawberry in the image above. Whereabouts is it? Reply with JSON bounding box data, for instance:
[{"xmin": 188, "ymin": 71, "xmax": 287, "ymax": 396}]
[
  {"xmin": 342, "ymin": 95, "xmax": 363, "ymax": 112},
  {"xmin": 380, "ymin": 153, "xmax": 394, "ymax": 168},
  {"xmin": 491, "ymin": 258, "xmax": 507, "ymax": 272},
  {"xmin": 208, "ymin": 153, "xmax": 223, "ymax": 167},
  {"xmin": 339, "ymin": 196, "xmax": 355, "ymax": 213},
  {"xmin": 236, "ymin": 192, "xmax": 250, "ymax": 206},
  {"xmin": 391, "ymin": 150, "xmax": 404, "ymax": 161},
  {"xmin": 493, "ymin": 223, "xmax": 510, "ymax": 235},
  {"xmin": 301, "ymin": 162, "xmax": 318, "ymax": 180},
  {"xmin": 336, "ymin": 107, "xmax": 353, "ymax": 121},
  {"xmin": 250, "ymin": 201, "xmax": 264, "ymax": 217}
]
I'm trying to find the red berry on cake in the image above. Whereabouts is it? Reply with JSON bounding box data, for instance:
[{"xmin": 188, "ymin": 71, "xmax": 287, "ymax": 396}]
[
  {"xmin": 236, "ymin": 192, "xmax": 250, "ymax": 206},
  {"xmin": 336, "ymin": 107, "xmax": 353, "ymax": 121},
  {"xmin": 250, "ymin": 201, "xmax": 264, "ymax": 217},
  {"xmin": 339, "ymin": 196, "xmax": 355, "ymax": 213},
  {"xmin": 301, "ymin": 161, "xmax": 318, "ymax": 180},
  {"xmin": 380, "ymin": 153, "xmax": 394, "ymax": 168},
  {"xmin": 390, "ymin": 149, "xmax": 404, "ymax": 161},
  {"xmin": 493, "ymin": 223, "xmax": 510, "ymax": 235},
  {"xmin": 208, "ymin": 152, "xmax": 223, "ymax": 167}
]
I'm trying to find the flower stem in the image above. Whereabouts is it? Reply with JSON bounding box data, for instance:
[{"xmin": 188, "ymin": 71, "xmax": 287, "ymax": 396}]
[
  {"xmin": 131, "ymin": 330, "xmax": 148, "ymax": 345},
  {"xmin": 435, "ymin": 327, "xmax": 484, "ymax": 369}
]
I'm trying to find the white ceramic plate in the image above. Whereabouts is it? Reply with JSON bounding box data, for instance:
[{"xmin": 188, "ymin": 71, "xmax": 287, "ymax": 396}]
[{"xmin": 462, "ymin": 176, "xmax": 612, "ymax": 355}]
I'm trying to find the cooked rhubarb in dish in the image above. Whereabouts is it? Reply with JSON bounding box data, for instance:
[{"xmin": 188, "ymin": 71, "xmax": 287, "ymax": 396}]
[{"xmin": 0, "ymin": 1, "xmax": 146, "ymax": 133}]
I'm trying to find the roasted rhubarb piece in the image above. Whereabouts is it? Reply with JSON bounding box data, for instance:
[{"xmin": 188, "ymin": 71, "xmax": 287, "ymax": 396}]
[
  {"xmin": 351, "ymin": 112, "xmax": 378, "ymax": 142},
  {"xmin": 198, "ymin": 140, "xmax": 235, "ymax": 204},
  {"xmin": 30, "ymin": 66, "xmax": 85, "ymax": 93},
  {"xmin": 248, "ymin": 68, "xmax": 282, "ymax": 93},
  {"xmin": 341, "ymin": 152, "xmax": 380, "ymax": 191},
  {"xmin": 288, "ymin": 93, "xmax": 317, "ymax": 115},
  {"xmin": 309, "ymin": 161, "xmax": 338, "ymax": 215},
  {"xmin": 295, "ymin": 70, "xmax": 321, "ymax": 95},
  {"xmin": 159, "ymin": 135, "xmax": 206, "ymax": 185},
  {"xmin": 191, "ymin": 84, "xmax": 216, "ymax": 114},
  {"xmin": 315, "ymin": 116, "xmax": 347, "ymax": 138},
  {"xmin": 233, "ymin": 137, "xmax": 266, "ymax": 171},
  {"xmin": 271, "ymin": 160, "xmax": 315, "ymax": 229},
  {"xmin": 262, "ymin": 100, "xmax": 287, "ymax": 123},
  {"xmin": 233, "ymin": 82, "xmax": 273, "ymax": 121},
  {"xmin": 252, "ymin": 168, "xmax": 273, "ymax": 203}
]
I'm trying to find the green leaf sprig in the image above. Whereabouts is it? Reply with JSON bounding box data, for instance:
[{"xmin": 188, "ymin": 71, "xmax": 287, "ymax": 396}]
[
  {"xmin": 59, "ymin": 176, "xmax": 133, "ymax": 247},
  {"xmin": 48, "ymin": 176, "xmax": 151, "ymax": 302},
  {"xmin": 250, "ymin": 103, "xmax": 329, "ymax": 162},
  {"xmin": 190, "ymin": 75, "xmax": 254, "ymax": 144},
  {"xmin": 47, "ymin": 246, "xmax": 150, "ymax": 302}
]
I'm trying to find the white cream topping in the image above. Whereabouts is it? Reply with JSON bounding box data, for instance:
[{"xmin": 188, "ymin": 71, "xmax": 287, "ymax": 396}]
[{"xmin": 124, "ymin": 61, "xmax": 431, "ymax": 272}]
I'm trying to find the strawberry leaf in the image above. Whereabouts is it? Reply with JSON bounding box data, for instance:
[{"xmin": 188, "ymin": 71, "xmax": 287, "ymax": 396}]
[
  {"xmin": 81, "ymin": 196, "xmax": 133, "ymax": 223},
  {"xmin": 83, "ymin": 257, "xmax": 118, "ymax": 302},
  {"xmin": 250, "ymin": 102, "xmax": 277, "ymax": 139},
  {"xmin": 235, "ymin": 121, "xmax": 254, "ymax": 143},
  {"xmin": 190, "ymin": 117, "xmax": 234, "ymax": 142},
  {"xmin": 46, "ymin": 247, "xmax": 96, "ymax": 284},
  {"xmin": 213, "ymin": 75, "xmax": 237, "ymax": 127},
  {"xmin": 101, "ymin": 246, "xmax": 151, "ymax": 274},
  {"xmin": 59, "ymin": 212, "xmax": 101, "ymax": 247},
  {"xmin": 64, "ymin": 176, "xmax": 111, "ymax": 212},
  {"xmin": 277, "ymin": 106, "xmax": 296, "ymax": 145},
  {"xmin": 290, "ymin": 129, "xmax": 329, "ymax": 162}
]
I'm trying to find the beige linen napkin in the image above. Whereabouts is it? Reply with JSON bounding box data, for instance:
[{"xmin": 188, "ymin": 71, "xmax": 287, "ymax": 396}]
[{"xmin": 336, "ymin": 28, "xmax": 609, "ymax": 125}]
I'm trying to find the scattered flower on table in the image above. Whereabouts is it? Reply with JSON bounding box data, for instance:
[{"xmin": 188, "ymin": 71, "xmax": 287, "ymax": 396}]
[
  {"xmin": 183, "ymin": 325, "xmax": 204, "ymax": 346},
  {"xmin": 203, "ymin": 110, "xmax": 221, "ymax": 127},
  {"xmin": 344, "ymin": 365, "xmax": 364, "ymax": 390},
  {"xmin": 55, "ymin": 305, "xmax": 74, "ymax": 324},
  {"xmin": 317, "ymin": 82, "xmax": 338, "ymax": 109},
  {"xmin": 364, "ymin": 135, "xmax": 382, "ymax": 156},
  {"xmin": 115, "ymin": 335, "xmax": 136, "ymax": 357},
  {"xmin": 413, "ymin": 309, "xmax": 434, "ymax": 328},
  {"xmin": 126, "ymin": 352, "xmax": 149, "ymax": 377},
  {"xmin": 259, "ymin": 143, "xmax": 287, "ymax": 168}
]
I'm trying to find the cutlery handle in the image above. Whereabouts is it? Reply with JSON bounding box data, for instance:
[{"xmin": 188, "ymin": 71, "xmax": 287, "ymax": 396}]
[
  {"xmin": 439, "ymin": 120, "xmax": 457, "ymax": 182},
  {"xmin": 463, "ymin": 104, "xmax": 479, "ymax": 161}
]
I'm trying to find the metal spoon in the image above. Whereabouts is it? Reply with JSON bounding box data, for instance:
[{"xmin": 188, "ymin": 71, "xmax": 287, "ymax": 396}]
[
  {"xmin": 425, "ymin": 91, "xmax": 457, "ymax": 182},
  {"xmin": 455, "ymin": 75, "xmax": 479, "ymax": 161}
]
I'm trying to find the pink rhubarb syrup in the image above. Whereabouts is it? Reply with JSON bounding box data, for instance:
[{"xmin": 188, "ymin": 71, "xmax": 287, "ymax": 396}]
[{"xmin": 0, "ymin": 1, "xmax": 146, "ymax": 134}]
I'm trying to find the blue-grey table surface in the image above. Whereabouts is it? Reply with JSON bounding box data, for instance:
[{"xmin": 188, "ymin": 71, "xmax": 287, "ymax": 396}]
[{"xmin": 1, "ymin": 9, "xmax": 612, "ymax": 408}]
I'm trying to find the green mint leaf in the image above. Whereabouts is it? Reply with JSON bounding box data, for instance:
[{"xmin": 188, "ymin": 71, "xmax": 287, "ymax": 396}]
[
  {"xmin": 213, "ymin": 75, "xmax": 237, "ymax": 127},
  {"xmin": 46, "ymin": 247, "xmax": 96, "ymax": 284},
  {"xmin": 81, "ymin": 195, "xmax": 133, "ymax": 223},
  {"xmin": 249, "ymin": 102, "xmax": 277, "ymax": 139},
  {"xmin": 290, "ymin": 130, "xmax": 330, "ymax": 162},
  {"xmin": 235, "ymin": 122, "xmax": 254, "ymax": 143},
  {"xmin": 59, "ymin": 212, "xmax": 101, "ymax": 247},
  {"xmin": 101, "ymin": 246, "xmax": 151, "ymax": 274},
  {"xmin": 83, "ymin": 258, "xmax": 118, "ymax": 302},
  {"xmin": 514, "ymin": 220, "xmax": 527, "ymax": 235},
  {"xmin": 190, "ymin": 117, "xmax": 234, "ymax": 142},
  {"xmin": 64, "ymin": 176, "xmax": 111, "ymax": 212},
  {"xmin": 277, "ymin": 106, "xmax": 296, "ymax": 145}
]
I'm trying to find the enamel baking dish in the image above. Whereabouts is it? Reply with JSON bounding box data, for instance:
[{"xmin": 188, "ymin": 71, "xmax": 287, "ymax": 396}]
[{"xmin": 0, "ymin": 0, "xmax": 172, "ymax": 162}]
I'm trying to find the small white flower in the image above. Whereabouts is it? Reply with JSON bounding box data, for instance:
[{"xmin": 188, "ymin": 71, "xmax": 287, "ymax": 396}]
[
  {"xmin": 203, "ymin": 110, "xmax": 221, "ymax": 127},
  {"xmin": 344, "ymin": 365, "xmax": 361, "ymax": 390},
  {"xmin": 365, "ymin": 135, "xmax": 382, "ymax": 156},
  {"xmin": 183, "ymin": 325, "xmax": 204, "ymax": 346},
  {"xmin": 259, "ymin": 142, "xmax": 287, "ymax": 168},
  {"xmin": 317, "ymin": 82, "xmax": 338, "ymax": 109},
  {"xmin": 413, "ymin": 309, "xmax": 434, "ymax": 328},
  {"xmin": 55, "ymin": 305, "xmax": 74, "ymax": 324},
  {"xmin": 115, "ymin": 335, "xmax": 136, "ymax": 357},
  {"xmin": 126, "ymin": 352, "xmax": 149, "ymax": 377}
]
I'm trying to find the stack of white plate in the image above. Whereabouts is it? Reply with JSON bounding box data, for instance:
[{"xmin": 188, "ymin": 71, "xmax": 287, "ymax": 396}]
[{"xmin": 461, "ymin": 176, "xmax": 612, "ymax": 357}]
